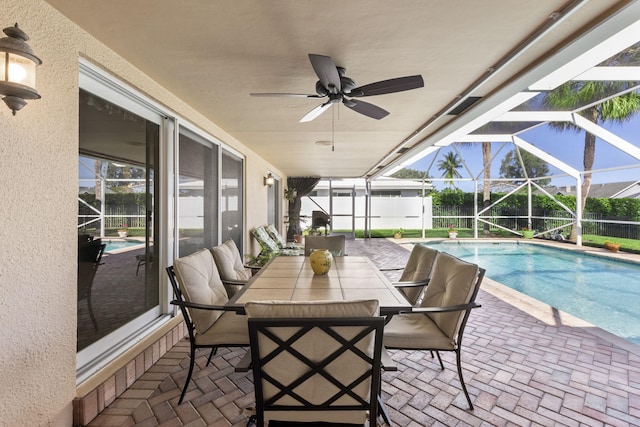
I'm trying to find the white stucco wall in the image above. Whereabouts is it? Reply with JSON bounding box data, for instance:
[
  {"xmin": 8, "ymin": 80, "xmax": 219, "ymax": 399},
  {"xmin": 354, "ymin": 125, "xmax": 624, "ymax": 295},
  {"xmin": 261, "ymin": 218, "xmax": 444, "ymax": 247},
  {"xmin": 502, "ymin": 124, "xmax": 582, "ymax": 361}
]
[{"xmin": 0, "ymin": 1, "xmax": 281, "ymax": 425}]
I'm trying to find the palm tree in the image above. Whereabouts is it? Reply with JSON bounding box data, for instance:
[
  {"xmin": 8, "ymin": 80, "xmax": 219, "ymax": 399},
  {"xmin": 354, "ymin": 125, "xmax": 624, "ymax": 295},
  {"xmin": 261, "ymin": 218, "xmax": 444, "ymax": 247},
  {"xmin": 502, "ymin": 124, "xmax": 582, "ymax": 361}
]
[
  {"xmin": 437, "ymin": 151, "xmax": 463, "ymax": 187},
  {"xmin": 543, "ymin": 81, "xmax": 640, "ymax": 241}
]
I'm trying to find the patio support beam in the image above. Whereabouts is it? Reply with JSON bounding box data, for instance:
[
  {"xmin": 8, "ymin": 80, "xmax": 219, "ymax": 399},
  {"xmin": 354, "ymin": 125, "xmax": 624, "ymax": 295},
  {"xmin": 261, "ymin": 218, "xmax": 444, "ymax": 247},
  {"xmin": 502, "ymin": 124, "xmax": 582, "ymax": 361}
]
[
  {"xmin": 513, "ymin": 136, "xmax": 583, "ymax": 244},
  {"xmin": 572, "ymin": 113, "xmax": 640, "ymax": 161},
  {"xmin": 512, "ymin": 136, "xmax": 580, "ymax": 179},
  {"xmin": 474, "ymin": 179, "xmax": 479, "ymax": 239},
  {"xmin": 575, "ymin": 175, "xmax": 583, "ymax": 246}
]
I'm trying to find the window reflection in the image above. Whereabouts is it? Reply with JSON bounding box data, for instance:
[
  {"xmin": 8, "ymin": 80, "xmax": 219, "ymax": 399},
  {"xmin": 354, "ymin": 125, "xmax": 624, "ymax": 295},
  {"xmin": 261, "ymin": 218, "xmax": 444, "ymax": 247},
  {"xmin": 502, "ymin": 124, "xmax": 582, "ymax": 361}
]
[
  {"xmin": 178, "ymin": 129, "xmax": 219, "ymax": 256},
  {"xmin": 77, "ymin": 89, "xmax": 159, "ymax": 351},
  {"xmin": 221, "ymin": 150, "xmax": 244, "ymax": 253}
]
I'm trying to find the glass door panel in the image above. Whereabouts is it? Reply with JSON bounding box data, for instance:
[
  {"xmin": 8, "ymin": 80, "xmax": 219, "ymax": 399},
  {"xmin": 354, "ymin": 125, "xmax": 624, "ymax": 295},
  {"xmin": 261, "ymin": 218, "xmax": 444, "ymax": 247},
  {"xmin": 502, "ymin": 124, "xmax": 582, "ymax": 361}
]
[
  {"xmin": 178, "ymin": 129, "xmax": 219, "ymax": 256},
  {"xmin": 77, "ymin": 89, "xmax": 159, "ymax": 352}
]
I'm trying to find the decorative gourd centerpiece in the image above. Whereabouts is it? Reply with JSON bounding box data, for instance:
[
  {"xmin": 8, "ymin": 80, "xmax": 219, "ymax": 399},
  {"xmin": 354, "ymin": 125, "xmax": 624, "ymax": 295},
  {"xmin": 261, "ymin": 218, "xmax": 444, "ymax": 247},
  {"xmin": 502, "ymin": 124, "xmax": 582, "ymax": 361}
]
[{"xmin": 309, "ymin": 249, "xmax": 332, "ymax": 275}]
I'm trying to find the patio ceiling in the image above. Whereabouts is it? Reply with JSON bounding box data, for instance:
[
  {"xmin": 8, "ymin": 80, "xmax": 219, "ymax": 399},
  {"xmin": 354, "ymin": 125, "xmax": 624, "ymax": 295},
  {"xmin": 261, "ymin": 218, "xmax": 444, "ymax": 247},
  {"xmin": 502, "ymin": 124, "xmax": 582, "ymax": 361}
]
[{"xmin": 46, "ymin": 0, "xmax": 639, "ymax": 179}]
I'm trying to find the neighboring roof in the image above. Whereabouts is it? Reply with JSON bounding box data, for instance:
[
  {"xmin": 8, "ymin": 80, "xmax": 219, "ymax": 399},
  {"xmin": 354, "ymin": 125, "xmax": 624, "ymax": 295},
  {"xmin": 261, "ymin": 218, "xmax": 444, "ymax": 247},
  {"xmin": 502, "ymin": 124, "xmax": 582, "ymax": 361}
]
[{"xmin": 539, "ymin": 181, "xmax": 640, "ymax": 199}]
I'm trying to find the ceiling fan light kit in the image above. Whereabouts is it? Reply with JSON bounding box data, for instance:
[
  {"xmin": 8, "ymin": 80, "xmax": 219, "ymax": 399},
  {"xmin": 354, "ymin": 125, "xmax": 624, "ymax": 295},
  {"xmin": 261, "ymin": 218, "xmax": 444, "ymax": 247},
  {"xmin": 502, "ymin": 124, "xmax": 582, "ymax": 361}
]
[{"xmin": 251, "ymin": 53, "xmax": 424, "ymax": 123}]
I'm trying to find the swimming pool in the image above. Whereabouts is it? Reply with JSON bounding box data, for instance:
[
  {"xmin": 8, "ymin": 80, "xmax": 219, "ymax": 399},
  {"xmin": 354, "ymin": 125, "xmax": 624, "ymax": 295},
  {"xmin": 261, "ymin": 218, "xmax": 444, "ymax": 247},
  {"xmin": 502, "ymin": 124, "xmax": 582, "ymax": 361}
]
[
  {"xmin": 104, "ymin": 240, "xmax": 144, "ymax": 253},
  {"xmin": 420, "ymin": 241, "xmax": 640, "ymax": 345}
]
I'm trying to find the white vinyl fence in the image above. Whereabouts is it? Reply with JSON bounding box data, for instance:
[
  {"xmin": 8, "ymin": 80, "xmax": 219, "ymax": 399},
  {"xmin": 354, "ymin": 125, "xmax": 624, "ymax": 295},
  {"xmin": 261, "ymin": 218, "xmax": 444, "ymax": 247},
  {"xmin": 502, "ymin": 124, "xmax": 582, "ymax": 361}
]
[{"xmin": 301, "ymin": 196, "xmax": 432, "ymax": 231}]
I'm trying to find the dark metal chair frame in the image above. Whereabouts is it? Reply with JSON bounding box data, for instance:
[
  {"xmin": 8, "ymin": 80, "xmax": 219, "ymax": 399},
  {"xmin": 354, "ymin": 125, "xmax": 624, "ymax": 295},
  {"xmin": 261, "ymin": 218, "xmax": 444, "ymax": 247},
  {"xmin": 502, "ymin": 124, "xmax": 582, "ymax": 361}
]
[
  {"xmin": 166, "ymin": 266, "xmax": 247, "ymax": 404},
  {"xmin": 247, "ymin": 316, "xmax": 385, "ymax": 427},
  {"xmin": 78, "ymin": 239, "xmax": 106, "ymax": 331},
  {"xmin": 385, "ymin": 267, "xmax": 485, "ymax": 410}
]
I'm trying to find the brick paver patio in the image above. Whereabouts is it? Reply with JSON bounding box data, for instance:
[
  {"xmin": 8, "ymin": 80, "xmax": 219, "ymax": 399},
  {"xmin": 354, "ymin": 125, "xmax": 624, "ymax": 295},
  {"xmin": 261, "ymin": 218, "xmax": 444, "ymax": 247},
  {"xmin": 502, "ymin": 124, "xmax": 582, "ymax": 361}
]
[{"xmin": 87, "ymin": 238, "xmax": 640, "ymax": 426}]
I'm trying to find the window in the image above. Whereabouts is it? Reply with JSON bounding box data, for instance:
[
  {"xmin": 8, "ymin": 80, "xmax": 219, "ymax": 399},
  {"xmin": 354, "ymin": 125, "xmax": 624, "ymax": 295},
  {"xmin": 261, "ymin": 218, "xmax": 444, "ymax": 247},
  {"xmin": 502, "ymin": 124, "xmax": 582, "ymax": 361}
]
[
  {"xmin": 76, "ymin": 61, "xmax": 247, "ymax": 379},
  {"xmin": 371, "ymin": 190, "xmax": 402, "ymax": 197},
  {"xmin": 267, "ymin": 174, "xmax": 281, "ymax": 228},
  {"xmin": 178, "ymin": 128, "xmax": 219, "ymax": 256},
  {"xmin": 221, "ymin": 149, "xmax": 244, "ymax": 253},
  {"xmin": 77, "ymin": 63, "xmax": 165, "ymax": 377}
]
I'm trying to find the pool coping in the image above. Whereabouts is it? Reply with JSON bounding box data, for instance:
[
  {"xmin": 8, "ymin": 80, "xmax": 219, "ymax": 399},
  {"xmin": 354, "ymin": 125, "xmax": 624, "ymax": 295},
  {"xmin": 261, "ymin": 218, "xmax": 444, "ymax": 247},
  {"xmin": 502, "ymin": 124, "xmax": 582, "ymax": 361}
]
[{"xmin": 394, "ymin": 237, "xmax": 640, "ymax": 357}]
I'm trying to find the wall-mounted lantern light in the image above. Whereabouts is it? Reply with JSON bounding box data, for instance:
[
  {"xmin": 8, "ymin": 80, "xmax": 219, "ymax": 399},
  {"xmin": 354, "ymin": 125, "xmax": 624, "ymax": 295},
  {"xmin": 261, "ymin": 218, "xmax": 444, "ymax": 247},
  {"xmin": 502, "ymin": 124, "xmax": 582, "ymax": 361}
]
[
  {"xmin": 0, "ymin": 23, "xmax": 42, "ymax": 115},
  {"xmin": 264, "ymin": 172, "xmax": 275, "ymax": 187}
]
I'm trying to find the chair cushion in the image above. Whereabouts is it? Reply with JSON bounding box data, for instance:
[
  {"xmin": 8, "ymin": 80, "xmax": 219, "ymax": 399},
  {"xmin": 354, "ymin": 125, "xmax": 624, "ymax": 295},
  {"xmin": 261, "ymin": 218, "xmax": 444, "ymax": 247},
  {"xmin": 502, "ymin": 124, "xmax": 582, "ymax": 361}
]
[
  {"xmin": 383, "ymin": 312, "xmax": 456, "ymax": 350},
  {"xmin": 211, "ymin": 239, "xmax": 250, "ymax": 281},
  {"xmin": 194, "ymin": 311, "xmax": 249, "ymax": 346},
  {"xmin": 266, "ymin": 224, "xmax": 288, "ymax": 248},
  {"xmin": 245, "ymin": 299, "xmax": 379, "ymax": 318},
  {"xmin": 173, "ymin": 249, "xmax": 229, "ymax": 333},
  {"xmin": 303, "ymin": 235, "xmax": 346, "ymax": 257},
  {"xmin": 420, "ymin": 252, "xmax": 479, "ymax": 339},
  {"xmin": 400, "ymin": 244, "xmax": 438, "ymax": 282},
  {"xmin": 398, "ymin": 245, "xmax": 438, "ymax": 304},
  {"xmin": 252, "ymin": 226, "xmax": 281, "ymax": 253}
]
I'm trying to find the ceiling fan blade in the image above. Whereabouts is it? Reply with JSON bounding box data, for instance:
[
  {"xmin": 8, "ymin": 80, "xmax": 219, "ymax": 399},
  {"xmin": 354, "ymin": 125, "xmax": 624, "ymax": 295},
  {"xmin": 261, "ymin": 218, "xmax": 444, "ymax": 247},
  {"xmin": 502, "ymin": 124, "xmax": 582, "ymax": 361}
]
[
  {"xmin": 350, "ymin": 75, "xmax": 424, "ymax": 97},
  {"xmin": 300, "ymin": 102, "xmax": 332, "ymax": 123},
  {"xmin": 250, "ymin": 93, "xmax": 322, "ymax": 98},
  {"xmin": 344, "ymin": 99, "xmax": 389, "ymax": 120},
  {"xmin": 308, "ymin": 54, "xmax": 341, "ymax": 94}
]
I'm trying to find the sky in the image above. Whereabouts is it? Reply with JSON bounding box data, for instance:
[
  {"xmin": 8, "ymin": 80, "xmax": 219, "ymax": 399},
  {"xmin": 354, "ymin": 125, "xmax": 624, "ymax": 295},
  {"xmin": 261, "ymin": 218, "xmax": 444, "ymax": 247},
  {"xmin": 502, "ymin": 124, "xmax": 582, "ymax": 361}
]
[{"xmin": 407, "ymin": 113, "xmax": 640, "ymax": 192}]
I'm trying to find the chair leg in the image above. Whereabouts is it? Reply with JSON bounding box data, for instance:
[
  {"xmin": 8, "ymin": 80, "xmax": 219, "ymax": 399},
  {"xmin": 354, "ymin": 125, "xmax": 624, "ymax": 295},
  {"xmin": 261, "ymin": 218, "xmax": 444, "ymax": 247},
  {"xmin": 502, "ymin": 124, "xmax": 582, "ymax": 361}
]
[
  {"xmin": 206, "ymin": 347, "xmax": 218, "ymax": 366},
  {"xmin": 435, "ymin": 351, "xmax": 444, "ymax": 369},
  {"xmin": 179, "ymin": 345, "xmax": 197, "ymax": 404},
  {"xmin": 377, "ymin": 395, "xmax": 391, "ymax": 426},
  {"xmin": 455, "ymin": 349, "xmax": 474, "ymax": 410}
]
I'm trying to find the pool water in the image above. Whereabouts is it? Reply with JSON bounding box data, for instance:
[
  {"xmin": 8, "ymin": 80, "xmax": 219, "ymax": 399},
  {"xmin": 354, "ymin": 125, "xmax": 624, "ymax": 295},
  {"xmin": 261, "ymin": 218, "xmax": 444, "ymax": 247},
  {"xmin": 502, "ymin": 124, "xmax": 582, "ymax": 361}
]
[
  {"xmin": 104, "ymin": 240, "xmax": 144, "ymax": 252},
  {"xmin": 421, "ymin": 241, "xmax": 640, "ymax": 345}
]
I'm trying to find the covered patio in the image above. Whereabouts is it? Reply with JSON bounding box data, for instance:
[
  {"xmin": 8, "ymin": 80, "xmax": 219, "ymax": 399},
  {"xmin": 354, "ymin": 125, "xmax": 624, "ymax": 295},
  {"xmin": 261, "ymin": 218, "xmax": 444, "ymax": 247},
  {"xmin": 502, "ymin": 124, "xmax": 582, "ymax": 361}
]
[
  {"xmin": 4, "ymin": 1, "xmax": 640, "ymax": 426},
  {"xmin": 85, "ymin": 239, "xmax": 640, "ymax": 426}
]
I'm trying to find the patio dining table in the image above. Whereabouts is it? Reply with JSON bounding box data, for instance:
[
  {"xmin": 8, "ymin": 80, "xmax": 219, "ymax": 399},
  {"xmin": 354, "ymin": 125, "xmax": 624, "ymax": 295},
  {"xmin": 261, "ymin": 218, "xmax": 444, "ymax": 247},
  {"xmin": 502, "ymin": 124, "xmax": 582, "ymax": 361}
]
[{"xmin": 225, "ymin": 255, "xmax": 412, "ymax": 316}]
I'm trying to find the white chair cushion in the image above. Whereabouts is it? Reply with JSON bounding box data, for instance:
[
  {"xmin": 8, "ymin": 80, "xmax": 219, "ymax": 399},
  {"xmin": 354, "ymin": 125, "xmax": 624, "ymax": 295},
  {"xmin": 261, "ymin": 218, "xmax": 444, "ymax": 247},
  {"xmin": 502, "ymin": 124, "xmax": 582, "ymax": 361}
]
[
  {"xmin": 173, "ymin": 249, "xmax": 229, "ymax": 333},
  {"xmin": 420, "ymin": 252, "xmax": 479, "ymax": 339},
  {"xmin": 211, "ymin": 239, "xmax": 250, "ymax": 281},
  {"xmin": 400, "ymin": 244, "xmax": 438, "ymax": 282},
  {"xmin": 398, "ymin": 244, "xmax": 438, "ymax": 304},
  {"xmin": 383, "ymin": 312, "xmax": 456, "ymax": 350},
  {"xmin": 245, "ymin": 299, "xmax": 379, "ymax": 318},
  {"xmin": 194, "ymin": 311, "xmax": 249, "ymax": 346}
]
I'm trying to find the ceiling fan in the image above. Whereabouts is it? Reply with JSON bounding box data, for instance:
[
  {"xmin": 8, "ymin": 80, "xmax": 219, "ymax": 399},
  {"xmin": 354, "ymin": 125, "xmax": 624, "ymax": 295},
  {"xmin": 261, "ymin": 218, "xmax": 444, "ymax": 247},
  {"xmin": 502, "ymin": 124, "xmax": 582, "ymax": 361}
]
[{"xmin": 250, "ymin": 54, "xmax": 424, "ymax": 122}]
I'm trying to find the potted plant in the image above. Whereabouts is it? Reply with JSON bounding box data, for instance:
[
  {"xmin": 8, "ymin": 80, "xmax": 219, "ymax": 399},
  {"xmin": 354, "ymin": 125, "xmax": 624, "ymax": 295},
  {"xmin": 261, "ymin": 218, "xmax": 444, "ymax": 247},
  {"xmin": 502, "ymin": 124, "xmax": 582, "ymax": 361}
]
[
  {"xmin": 522, "ymin": 227, "xmax": 534, "ymax": 239},
  {"xmin": 117, "ymin": 223, "xmax": 128, "ymax": 238},
  {"xmin": 448, "ymin": 224, "xmax": 458, "ymax": 239},
  {"xmin": 393, "ymin": 228, "xmax": 404, "ymax": 239},
  {"xmin": 604, "ymin": 241, "xmax": 620, "ymax": 252}
]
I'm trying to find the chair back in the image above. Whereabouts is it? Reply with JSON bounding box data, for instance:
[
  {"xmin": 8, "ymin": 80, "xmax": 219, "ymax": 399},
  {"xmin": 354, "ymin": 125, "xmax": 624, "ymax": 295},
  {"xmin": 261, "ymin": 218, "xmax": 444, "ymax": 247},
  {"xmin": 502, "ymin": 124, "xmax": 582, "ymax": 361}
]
[
  {"xmin": 420, "ymin": 252, "xmax": 484, "ymax": 340},
  {"xmin": 170, "ymin": 249, "xmax": 229, "ymax": 335},
  {"xmin": 304, "ymin": 235, "xmax": 346, "ymax": 256},
  {"xmin": 77, "ymin": 239, "xmax": 106, "ymax": 301},
  {"xmin": 251, "ymin": 226, "xmax": 281, "ymax": 253},
  {"xmin": 212, "ymin": 239, "xmax": 248, "ymax": 280},
  {"xmin": 398, "ymin": 245, "xmax": 438, "ymax": 304},
  {"xmin": 245, "ymin": 300, "xmax": 383, "ymax": 426},
  {"xmin": 265, "ymin": 224, "xmax": 288, "ymax": 248}
]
